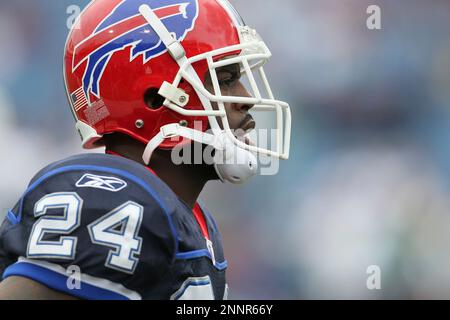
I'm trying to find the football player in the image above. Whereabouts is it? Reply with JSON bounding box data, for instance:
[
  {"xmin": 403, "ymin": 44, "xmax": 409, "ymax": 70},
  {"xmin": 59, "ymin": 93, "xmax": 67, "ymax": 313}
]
[{"xmin": 0, "ymin": 0, "xmax": 291, "ymax": 300}]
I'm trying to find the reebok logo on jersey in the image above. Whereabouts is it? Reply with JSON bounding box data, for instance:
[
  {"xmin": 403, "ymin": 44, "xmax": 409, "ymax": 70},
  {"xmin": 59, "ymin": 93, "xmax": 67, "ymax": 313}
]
[{"xmin": 76, "ymin": 173, "xmax": 127, "ymax": 192}]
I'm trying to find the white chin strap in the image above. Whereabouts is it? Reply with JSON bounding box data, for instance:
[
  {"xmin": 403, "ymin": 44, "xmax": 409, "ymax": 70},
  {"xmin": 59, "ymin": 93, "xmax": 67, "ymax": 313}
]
[
  {"xmin": 212, "ymin": 133, "xmax": 258, "ymax": 184},
  {"xmin": 142, "ymin": 123, "xmax": 258, "ymax": 184},
  {"xmin": 139, "ymin": 4, "xmax": 258, "ymax": 184}
]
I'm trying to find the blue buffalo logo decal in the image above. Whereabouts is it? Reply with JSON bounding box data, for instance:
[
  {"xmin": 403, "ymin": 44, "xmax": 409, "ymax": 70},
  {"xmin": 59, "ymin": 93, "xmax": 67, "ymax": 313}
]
[{"xmin": 72, "ymin": 0, "xmax": 199, "ymax": 102}]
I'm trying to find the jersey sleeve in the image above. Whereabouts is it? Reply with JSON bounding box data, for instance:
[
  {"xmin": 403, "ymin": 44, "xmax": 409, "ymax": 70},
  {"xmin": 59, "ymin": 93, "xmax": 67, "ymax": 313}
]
[{"xmin": 0, "ymin": 164, "xmax": 177, "ymax": 300}]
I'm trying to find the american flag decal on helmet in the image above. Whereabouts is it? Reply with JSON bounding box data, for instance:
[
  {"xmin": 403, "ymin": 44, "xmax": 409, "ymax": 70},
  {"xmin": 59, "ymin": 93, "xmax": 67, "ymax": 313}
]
[{"xmin": 71, "ymin": 87, "xmax": 89, "ymax": 111}]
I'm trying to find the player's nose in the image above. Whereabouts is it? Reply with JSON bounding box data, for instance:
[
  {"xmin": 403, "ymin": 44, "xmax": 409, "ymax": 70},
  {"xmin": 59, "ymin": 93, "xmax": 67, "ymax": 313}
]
[{"xmin": 234, "ymin": 81, "xmax": 254, "ymax": 113}]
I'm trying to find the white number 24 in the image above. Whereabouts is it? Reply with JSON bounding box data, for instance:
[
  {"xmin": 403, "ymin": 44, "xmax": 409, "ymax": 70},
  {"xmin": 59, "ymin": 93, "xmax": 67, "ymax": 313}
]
[{"xmin": 27, "ymin": 192, "xmax": 143, "ymax": 273}]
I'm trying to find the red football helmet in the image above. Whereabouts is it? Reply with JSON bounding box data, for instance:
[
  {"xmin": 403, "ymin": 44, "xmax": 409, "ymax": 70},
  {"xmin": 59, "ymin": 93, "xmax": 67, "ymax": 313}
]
[{"xmin": 64, "ymin": 0, "xmax": 291, "ymax": 183}]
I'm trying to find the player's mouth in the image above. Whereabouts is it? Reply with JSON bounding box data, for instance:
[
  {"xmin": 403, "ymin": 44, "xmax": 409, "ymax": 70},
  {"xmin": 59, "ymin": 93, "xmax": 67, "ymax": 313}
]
[
  {"xmin": 239, "ymin": 114, "xmax": 256, "ymax": 133},
  {"xmin": 237, "ymin": 114, "xmax": 256, "ymax": 146}
]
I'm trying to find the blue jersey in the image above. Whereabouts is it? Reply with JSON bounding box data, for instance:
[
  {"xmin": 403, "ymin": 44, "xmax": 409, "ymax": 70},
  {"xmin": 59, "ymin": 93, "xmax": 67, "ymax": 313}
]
[{"xmin": 0, "ymin": 154, "xmax": 228, "ymax": 300}]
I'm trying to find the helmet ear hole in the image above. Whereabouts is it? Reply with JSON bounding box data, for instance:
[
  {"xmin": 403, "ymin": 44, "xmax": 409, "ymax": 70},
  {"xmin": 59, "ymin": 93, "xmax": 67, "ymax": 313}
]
[{"xmin": 144, "ymin": 88, "xmax": 165, "ymax": 110}]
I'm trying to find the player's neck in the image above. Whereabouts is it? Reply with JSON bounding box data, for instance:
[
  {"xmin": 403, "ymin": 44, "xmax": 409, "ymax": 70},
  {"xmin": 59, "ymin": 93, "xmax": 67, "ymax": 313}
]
[
  {"xmin": 149, "ymin": 153, "xmax": 211, "ymax": 209},
  {"xmin": 105, "ymin": 135, "xmax": 216, "ymax": 208}
]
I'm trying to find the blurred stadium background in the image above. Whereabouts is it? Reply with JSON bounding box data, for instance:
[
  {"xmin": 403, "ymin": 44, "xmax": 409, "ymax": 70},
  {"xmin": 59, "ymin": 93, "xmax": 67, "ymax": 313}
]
[{"xmin": 1, "ymin": 0, "xmax": 450, "ymax": 299}]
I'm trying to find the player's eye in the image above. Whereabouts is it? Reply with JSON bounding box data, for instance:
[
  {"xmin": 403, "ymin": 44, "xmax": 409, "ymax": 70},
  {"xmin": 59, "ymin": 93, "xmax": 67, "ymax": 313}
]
[
  {"xmin": 218, "ymin": 72, "xmax": 234, "ymax": 86},
  {"xmin": 217, "ymin": 64, "xmax": 241, "ymax": 87}
]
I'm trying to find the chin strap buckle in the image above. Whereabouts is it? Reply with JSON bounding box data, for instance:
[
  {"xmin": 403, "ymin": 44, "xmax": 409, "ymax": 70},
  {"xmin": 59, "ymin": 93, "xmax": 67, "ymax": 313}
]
[{"xmin": 158, "ymin": 82, "xmax": 189, "ymax": 107}]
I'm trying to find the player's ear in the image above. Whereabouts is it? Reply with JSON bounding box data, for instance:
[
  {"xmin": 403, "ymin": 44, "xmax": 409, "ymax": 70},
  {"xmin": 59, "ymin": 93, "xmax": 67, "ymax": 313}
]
[{"xmin": 143, "ymin": 88, "xmax": 165, "ymax": 110}]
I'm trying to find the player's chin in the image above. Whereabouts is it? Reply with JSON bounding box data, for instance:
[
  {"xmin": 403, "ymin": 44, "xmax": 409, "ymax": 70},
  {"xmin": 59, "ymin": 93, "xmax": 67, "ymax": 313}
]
[
  {"xmin": 233, "ymin": 129, "xmax": 256, "ymax": 147},
  {"xmin": 244, "ymin": 136, "xmax": 256, "ymax": 146}
]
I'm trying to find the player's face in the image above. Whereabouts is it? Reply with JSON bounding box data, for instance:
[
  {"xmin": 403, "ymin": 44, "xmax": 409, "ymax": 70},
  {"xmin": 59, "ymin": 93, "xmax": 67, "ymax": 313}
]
[{"xmin": 204, "ymin": 63, "xmax": 256, "ymax": 135}]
